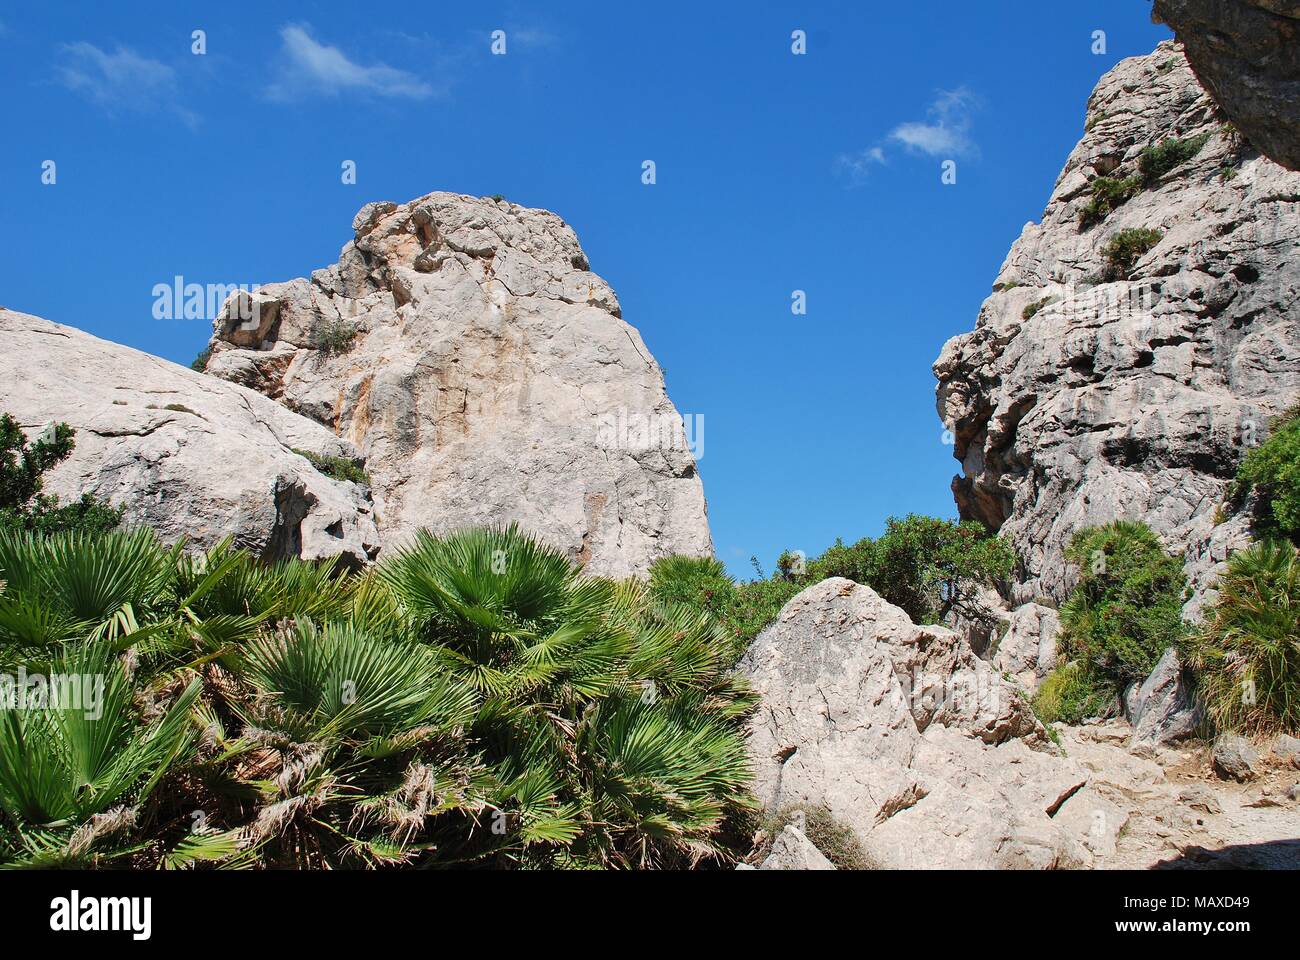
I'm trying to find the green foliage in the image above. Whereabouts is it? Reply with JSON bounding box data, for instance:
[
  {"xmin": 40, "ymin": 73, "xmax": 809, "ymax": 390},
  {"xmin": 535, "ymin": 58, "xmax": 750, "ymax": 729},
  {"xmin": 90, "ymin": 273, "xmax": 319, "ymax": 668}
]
[
  {"xmin": 1101, "ymin": 228, "xmax": 1163, "ymax": 280},
  {"xmin": 807, "ymin": 515, "xmax": 1014, "ymax": 626},
  {"xmin": 1078, "ymin": 175, "xmax": 1141, "ymax": 229},
  {"xmin": 1184, "ymin": 541, "xmax": 1300, "ymax": 736},
  {"xmin": 314, "ymin": 319, "xmax": 357, "ymax": 355},
  {"xmin": 1022, "ymin": 296, "xmax": 1057, "ymax": 321},
  {"xmin": 1138, "ymin": 133, "xmax": 1211, "ymax": 187},
  {"xmin": 293, "ymin": 449, "xmax": 370, "ymax": 486},
  {"xmin": 1042, "ymin": 521, "xmax": 1189, "ymax": 723},
  {"xmin": 1229, "ymin": 407, "xmax": 1300, "ymax": 541},
  {"xmin": 191, "ymin": 347, "xmax": 212, "ymax": 373},
  {"xmin": 648, "ymin": 555, "xmax": 801, "ymax": 662},
  {"xmin": 0, "ymin": 413, "xmax": 121, "ymax": 537},
  {"xmin": 1033, "ymin": 661, "xmax": 1113, "ymax": 726},
  {"xmin": 0, "ymin": 524, "xmax": 756, "ymax": 869},
  {"xmin": 650, "ymin": 516, "xmax": 1015, "ymax": 662}
]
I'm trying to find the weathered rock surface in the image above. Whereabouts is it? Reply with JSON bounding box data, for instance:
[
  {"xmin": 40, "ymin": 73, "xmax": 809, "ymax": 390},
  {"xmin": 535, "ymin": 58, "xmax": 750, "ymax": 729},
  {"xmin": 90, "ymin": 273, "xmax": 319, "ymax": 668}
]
[
  {"xmin": 759, "ymin": 825, "xmax": 837, "ymax": 871},
  {"xmin": 935, "ymin": 42, "xmax": 1300, "ymax": 611},
  {"xmin": 1125, "ymin": 647, "xmax": 1203, "ymax": 748},
  {"xmin": 992, "ymin": 602, "xmax": 1060, "ymax": 692},
  {"xmin": 1213, "ymin": 734, "xmax": 1260, "ymax": 782},
  {"xmin": 204, "ymin": 192, "xmax": 712, "ymax": 577},
  {"xmin": 1273, "ymin": 734, "xmax": 1300, "ymax": 767},
  {"xmin": 739, "ymin": 578, "xmax": 1125, "ymax": 869},
  {"xmin": 0, "ymin": 309, "xmax": 380, "ymax": 565},
  {"xmin": 1153, "ymin": 0, "xmax": 1300, "ymax": 171}
]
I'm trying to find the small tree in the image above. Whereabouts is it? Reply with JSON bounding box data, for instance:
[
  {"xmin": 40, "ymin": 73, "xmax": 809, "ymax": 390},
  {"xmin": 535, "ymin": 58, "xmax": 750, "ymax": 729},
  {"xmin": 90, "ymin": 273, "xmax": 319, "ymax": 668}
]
[
  {"xmin": 808, "ymin": 515, "xmax": 1014, "ymax": 626},
  {"xmin": 0, "ymin": 412, "xmax": 121, "ymax": 535}
]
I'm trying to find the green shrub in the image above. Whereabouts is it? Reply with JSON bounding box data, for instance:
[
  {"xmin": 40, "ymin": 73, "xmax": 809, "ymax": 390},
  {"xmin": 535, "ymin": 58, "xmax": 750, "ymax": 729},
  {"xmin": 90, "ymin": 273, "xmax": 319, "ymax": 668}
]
[
  {"xmin": 314, "ymin": 319, "xmax": 357, "ymax": 355},
  {"xmin": 1138, "ymin": 133, "xmax": 1211, "ymax": 186},
  {"xmin": 1022, "ymin": 296, "xmax": 1057, "ymax": 321},
  {"xmin": 1101, "ymin": 228, "xmax": 1163, "ymax": 280},
  {"xmin": 1033, "ymin": 661, "xmax": 1113, "ymax": 726},
  {"xmin": 293, "ymin": 448, "xmax": 370, "ymax": 486},
  {"xmin": 807, "ymin": 515, "xmax": 1014, "ymax": 627},
  {"xmin": 648, "ymin": 555, "xmax": 801, "ymax": 662},
  {"xmin": 1044, "ymin": 521, "xmax": 1189, "ymax": 722},
  {"xmin": 0, "ymin": 413, "xmax": 121, "ymax": 536},
  {"xmin": 1078, "ymin": 175, "xmax": 1141, "ymax": 229},
  {"xmin": 1228, "ymin": 407, "xmax": 1300, "ymax": 541},
  {"xmin": 191, "ymin": 346, "xmax": 212, "ymax": 372},
  {"xmin": 651, "ymin": 517, "xmax": 1014, "ymax": 663},
  {"xmin": 1184, "ymin": 541, "xmax": 1300, "ymax": 736}
]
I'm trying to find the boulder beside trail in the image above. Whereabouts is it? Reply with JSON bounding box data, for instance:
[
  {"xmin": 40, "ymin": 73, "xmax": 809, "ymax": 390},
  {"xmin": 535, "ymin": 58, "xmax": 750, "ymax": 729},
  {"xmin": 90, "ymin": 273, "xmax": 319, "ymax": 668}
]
[{"xmin": 739, "ymin": 578, "xmax": 1127, "ymax": 869}]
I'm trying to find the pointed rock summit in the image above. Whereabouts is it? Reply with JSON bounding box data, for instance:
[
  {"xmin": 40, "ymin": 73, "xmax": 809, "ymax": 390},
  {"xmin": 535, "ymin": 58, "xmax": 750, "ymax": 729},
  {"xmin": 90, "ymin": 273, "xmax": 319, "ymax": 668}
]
[{"xmin": 205, "ymin": 192, "xmax": 712, "ymax": 577}]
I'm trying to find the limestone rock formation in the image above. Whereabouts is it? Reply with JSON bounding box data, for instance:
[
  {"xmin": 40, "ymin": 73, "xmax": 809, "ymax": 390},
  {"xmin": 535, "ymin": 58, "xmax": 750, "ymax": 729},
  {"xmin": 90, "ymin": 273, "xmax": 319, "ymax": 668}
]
[
  {"xmin": 992, "ymin": 602, "xmax": 1060, "ymax": 692},
  {"xmin": 1153, "ymin": 0, "xmax": 1300, "ymax": 171},
  {"xmin": 0, "ymin": 308, "xmax": 380, "ymax": 566},
  {"xmin": 1124, "ymin": 647, "xmax": 1203, "ymax": 748},
  {"xmin": 739, "ymin": 578, "xmax": 1127, "ymax": 869},
  {"xmin": 935, "ymin": 42, "xmax": 1300, "ymax": 610},
  {"xmin": 204, "ymin": 192, "xmax": 712, "ymax": 578}
]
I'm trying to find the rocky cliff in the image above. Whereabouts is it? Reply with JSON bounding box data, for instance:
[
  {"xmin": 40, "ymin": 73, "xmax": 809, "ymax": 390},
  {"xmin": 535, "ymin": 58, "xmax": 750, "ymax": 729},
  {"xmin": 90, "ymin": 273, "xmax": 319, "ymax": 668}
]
[
  {"xmin": 204, "ymin": 192, "xmax": 712, "ymax": 578},
  {"xmin": 935, "ymin": 41, "xmax": 1300, "ymax": 610},
  {"xmin": 0, "ymin": 308, "xmax": 380, "ymax": 565},
  {"xmin": 1153, "ymin": 0, "xmax": 1300, "ymax": 171}
]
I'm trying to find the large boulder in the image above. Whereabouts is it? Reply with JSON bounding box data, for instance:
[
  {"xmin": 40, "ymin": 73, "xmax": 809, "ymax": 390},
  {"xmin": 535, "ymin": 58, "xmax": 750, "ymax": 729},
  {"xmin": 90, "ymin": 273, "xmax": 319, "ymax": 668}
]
[
  {"xmin": 1153, "ymin": 0, "xmax": 1300, "ymax": 171},
  {"xmin": 1124, "ymin": 647, "xmax": 1203, "ymax": 747},
  {"xmin": 992, "ymin": 602, "xmax": 1060, "ymax": 692},
  {"xmin": 934, "ymin": 42, "xmax": 1300, "ymax": 613},
  {"xmin": 203, "ymin": 192, "xmax": 712, "ymax": 578},
  {"xmin": 739, "ymin": 578, "xmax": 1126, "ymax": 869},
  {"xmin": 0, "ymin": 309, "xmax": 380, "ymax": 566}
]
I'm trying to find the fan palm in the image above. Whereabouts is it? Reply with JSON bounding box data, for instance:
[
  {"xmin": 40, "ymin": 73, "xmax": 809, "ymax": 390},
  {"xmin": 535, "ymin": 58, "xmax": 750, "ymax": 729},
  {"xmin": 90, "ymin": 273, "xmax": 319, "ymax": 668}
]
[
  {"xmin": 1185, "ymin": 540, "xmax": 1300, "ymax": 735},
  {"xmin": 0, "ymin": 642, "xmax": 200, "ymax": 866}
]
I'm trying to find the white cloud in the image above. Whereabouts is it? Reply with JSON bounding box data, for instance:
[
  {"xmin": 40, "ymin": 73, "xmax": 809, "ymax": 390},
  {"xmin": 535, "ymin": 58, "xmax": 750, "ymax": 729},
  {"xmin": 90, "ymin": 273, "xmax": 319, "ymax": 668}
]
[
  {"xmin": 889, "ymin": 88, "xmax": 980, "ymax": 158},
  {"xmin": 265, "ymin": 24, "xmax": 435, "ymax": 101},
  {"xmin": 833, "ymin": 146, "xmax": 887, "ymax": 186},
  {"xmin": 56, "ymin": 42, "xmax": 196, "ymax": 126},
  {"xmin": 835, "ymin": 87, "xmax": 980, "ymax": 186}
]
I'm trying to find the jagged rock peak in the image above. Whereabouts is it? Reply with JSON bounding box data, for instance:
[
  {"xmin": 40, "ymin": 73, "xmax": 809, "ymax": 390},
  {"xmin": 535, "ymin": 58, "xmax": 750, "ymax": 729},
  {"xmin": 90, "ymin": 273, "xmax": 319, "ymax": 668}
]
[
  {"xmin": 205, "ymin": 192, "xmax": 713, "ymax": 577},
  {"xmin": 934, "ymin": 41, "xmax": 1300, "ymax": 610}
]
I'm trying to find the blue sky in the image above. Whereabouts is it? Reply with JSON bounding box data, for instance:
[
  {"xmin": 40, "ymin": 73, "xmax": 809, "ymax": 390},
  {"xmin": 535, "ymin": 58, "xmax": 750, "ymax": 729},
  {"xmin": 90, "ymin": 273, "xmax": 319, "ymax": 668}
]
[{"xmin": 0, "ymin": 2, "xmax": 1173, "ymax": 578}]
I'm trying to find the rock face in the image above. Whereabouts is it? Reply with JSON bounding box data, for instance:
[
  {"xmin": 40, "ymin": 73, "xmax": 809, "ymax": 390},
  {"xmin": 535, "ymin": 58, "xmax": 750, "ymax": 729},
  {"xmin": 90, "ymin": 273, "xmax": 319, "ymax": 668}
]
[
  {"xmin": 935, "ymin": 42, "xmax": 1300, "ymax": 610},
  {"xmin": 1124, "ymin": 647, "xmax": 1203, "ymax": 747},
  {"xmin": 1153, "ymin": 0, "xmax": 1300, "ymax": 171},
  {"xmin": 739, "ymin": 578, "xmax": 1127, "ymax": 869},
  {"xmin": 992, "ymin": 602, "xmax": 1060, "ymax": 692},
  {"xmin": 0, "ymin": 309, "xmax": 380, "ymax": 566},
  {"xmin": 204, "ymin": 192, "xmax": 712, "ymax": 578}
]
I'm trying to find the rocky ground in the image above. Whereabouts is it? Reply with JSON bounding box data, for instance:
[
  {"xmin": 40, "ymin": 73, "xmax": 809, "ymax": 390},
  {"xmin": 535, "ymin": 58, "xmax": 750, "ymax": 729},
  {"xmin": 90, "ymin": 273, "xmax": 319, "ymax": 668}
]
[
  {"xmin": 741, "ymin": 577, "xmax": 1300, "ymax": 871},
  {"xmin": 1062, "ymin": 722, "xmax": 1300, "ymax": 870}
]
